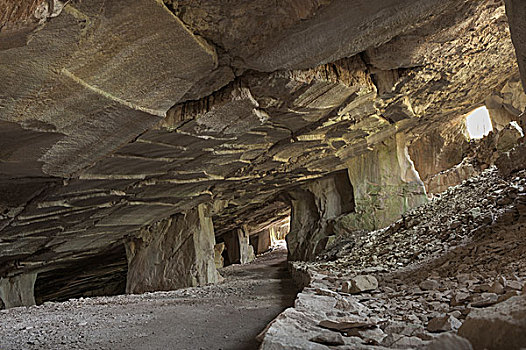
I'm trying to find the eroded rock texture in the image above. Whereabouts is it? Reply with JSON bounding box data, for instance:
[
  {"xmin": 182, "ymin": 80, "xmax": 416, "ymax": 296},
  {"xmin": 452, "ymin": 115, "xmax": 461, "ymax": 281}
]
[
  {"xmin": 0, "ymin": 272, "xmax": 37, "ymax": 308},
  {"xmin": 125, "ymin": 204, "xmax": 218, "ymax": 294},
  {"xmin": 261, "ymin": 167, "xmax": 526, "ymax": 349},
  {"xmin": 0, "ymin": 0, "xmax": 525, "ymax": 306},
  {"xmin": 287, "ymin": 170, "xmax": 354, "ymax": 261}
]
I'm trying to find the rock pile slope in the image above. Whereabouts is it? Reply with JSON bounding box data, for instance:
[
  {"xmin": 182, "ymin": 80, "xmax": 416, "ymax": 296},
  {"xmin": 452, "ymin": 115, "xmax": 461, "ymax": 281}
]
[{"xmin": 261, "ymin": 167, "xmax": 526, "ymax": 349}]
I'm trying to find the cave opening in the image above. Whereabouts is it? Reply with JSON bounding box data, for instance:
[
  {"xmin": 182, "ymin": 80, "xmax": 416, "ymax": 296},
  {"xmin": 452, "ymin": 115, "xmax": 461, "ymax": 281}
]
[
  {"xmin": 218, "ymin": 211, "xmax": 291, "ymax": 268},
  {"xmin": 465, "ymin": 106, "xmax": 493, "ymax": 139},
  {"xmin": 33, "ymin": 245, "xmax": 128, "ymax": 305}
]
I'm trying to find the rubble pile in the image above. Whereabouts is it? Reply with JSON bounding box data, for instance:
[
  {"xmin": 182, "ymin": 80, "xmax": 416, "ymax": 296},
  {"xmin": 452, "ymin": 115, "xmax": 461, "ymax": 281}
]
[
  {"xmin": 323, "ymin": 167, "xmax": 526, "ymax": 272},
  {"xmin": 261, "ymin": 167, "xmax": 526, "ymax": 349}
]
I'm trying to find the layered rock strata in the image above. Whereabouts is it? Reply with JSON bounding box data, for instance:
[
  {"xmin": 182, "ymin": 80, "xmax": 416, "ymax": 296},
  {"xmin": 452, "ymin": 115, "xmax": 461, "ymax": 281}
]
[{"xmin": 0, "ymin": 0, "xmax": 523, "ymax": 305}]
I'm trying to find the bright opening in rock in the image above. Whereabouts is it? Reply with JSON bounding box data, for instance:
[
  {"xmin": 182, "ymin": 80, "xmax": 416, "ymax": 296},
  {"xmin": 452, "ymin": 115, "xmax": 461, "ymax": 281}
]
[{"xmin": 465, "ymin": 106, "xmax": 493, "ymax": 139}]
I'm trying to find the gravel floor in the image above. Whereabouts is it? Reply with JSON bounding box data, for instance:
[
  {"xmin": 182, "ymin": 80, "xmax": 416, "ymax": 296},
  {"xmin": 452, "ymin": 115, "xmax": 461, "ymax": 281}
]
[{"xmin": 0, "ymin": 245, "xmax": 297, "ymax": 350}]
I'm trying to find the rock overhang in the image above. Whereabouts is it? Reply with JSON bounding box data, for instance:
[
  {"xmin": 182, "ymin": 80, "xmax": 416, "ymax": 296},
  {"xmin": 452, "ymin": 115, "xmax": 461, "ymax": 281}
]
[{"xmin": 0, "ymin": 0, "xmax": 523, "ymax": 296}]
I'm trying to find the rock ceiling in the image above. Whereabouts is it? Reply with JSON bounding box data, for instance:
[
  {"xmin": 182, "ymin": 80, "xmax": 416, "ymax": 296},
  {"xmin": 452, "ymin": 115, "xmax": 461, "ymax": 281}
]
[{"xmin": 0, "ymin": 0, "xmax": 522, "ymax": 278}]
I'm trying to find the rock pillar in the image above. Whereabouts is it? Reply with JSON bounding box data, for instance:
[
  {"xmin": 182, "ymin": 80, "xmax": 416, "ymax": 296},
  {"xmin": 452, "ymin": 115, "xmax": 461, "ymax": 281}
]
[
  {"xmin": 256, "ymin": 229, "xmax": 272, "ymax": 254},
  {"xmin": 341, "ymin": 134, "xmax": 427, "ymax": 232},
  {"xmin": 125, "ymin": 204, "xmax": 219, "ymax": 294},
  {"xmin": 223, "ymin": 227, "xmax": 255, "ymax": 265},
  {"xmin": 0, "ymin": 272, "xmax": 37, "ymax": 308},
  {"xmin": 287, "ymin": 170, "xmax": 354, "ymax": 261},
  {"xmin": 214, "ymin": 243, "xmax": 225, "ymax": 269}
]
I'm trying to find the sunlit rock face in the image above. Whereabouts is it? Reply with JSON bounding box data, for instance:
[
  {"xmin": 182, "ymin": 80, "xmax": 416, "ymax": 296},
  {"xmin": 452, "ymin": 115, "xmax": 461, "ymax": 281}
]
[
  {"xmin": 340, "ymin": 134, "xmax": 428, "ymax": 232},
  {"xmin": 0, "ymin": 0, "xmax": 524, "ymax": 304}
]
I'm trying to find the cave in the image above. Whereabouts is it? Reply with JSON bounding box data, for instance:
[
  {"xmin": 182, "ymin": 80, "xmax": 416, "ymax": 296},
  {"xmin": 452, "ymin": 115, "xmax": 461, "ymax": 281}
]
[
  {"xmin": 1, "ymin": 0, "xmax": 526, "ymax": 349},
  {"xmin": 465, "ymin": 107, "xmax": 493, "ymax": 140}
]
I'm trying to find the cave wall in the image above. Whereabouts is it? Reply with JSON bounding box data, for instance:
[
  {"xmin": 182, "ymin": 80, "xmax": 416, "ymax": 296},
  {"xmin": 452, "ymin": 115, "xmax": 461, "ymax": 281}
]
[
  {"xmin": 0, "ymin": 272, "xmax": 37, "ymax": 308},
  {"xmin": 486, "ymin": 76, "xmax": 526, "ymax": 131},
  {"xmin": 505, "ymin": 0, "xmax": 526, "ymax": 91},
  {"xmin": 223, "ymin": 227, "xmax": 255, "ymax": 266},
  {"xmin": 0, "ymin": 0, "xmax": 523, "ymax": 298},
  {"xmin": 287, "ymin": 170, "xmax": 354, "ymax": 261},
  {"xmin": 335, "ymin": 134, "xmax": 427, "ymax": 233},
  {"xmin": 125, "ymin": 204, "xmax": 218, "ymax": 294}
]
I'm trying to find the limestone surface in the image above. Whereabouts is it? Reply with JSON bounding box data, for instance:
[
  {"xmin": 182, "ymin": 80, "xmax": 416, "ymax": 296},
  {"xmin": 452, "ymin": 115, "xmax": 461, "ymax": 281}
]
[{"xmin": 0, "ymin": 0, "xmax": 524, "ymax": 309}]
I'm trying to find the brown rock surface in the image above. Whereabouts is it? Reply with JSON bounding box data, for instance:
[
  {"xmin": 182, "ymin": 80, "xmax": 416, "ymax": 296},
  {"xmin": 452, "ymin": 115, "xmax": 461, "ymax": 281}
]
[
  {"xmin": 125, "ymin": 204, "xmax": 218, "ymax": 294},
  {"xmin": 458, "ymin": 295, "xmax": 526, "ymax": 350},
  {"xmin": 0, "ymin": 0, "xmax": 524, "ymax": 312},
  {"xmin": 261, "ymin": 168, "xmax": 526, "ymax": 349}
]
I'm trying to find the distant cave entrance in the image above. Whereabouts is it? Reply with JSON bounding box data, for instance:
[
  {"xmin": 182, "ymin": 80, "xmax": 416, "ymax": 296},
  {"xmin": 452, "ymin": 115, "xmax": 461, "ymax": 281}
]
[
  {"xmin": 249, "ymin": 216, "xmax": 291, "ymax": 253},
  {"xmin": 465, "ymin": 106, "xmax": 493, "ymax": 139},
  {"xmin": 34, "ymin": 245, "xmax": 127, "ymax": 304},
  {"xmin": 216, "ymin": 202, "xmax": 291, "ymax": 268}
]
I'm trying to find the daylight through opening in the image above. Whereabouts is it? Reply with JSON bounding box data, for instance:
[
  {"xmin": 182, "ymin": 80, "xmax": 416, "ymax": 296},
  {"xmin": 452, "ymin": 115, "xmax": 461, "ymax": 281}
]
[{"xmin": 465, "ymin": 106, "xmax": 493, "ymax": 139}]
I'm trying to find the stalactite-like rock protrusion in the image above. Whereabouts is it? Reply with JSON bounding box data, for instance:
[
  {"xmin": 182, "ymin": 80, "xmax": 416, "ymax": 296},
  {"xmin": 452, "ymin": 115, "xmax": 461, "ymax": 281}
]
[
  {"xmin": 0, "ymin": 272, "xmax": 37, "ymax": 309},
  {"xmin": 125, "ymin": 204, "xmax": 219, "ymax": 294},
  {"xmin": 486, "ymin": 76, "xmax": 526, "ymax": 131},
  {"xmin": 287, "ymin": 170, "xmax": 355, "ymax": 261}
]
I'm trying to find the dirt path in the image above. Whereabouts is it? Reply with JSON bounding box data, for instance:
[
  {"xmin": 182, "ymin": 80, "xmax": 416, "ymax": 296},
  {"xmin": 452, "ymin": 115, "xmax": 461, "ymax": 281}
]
[{"xmin": 0, "ymin": 246, "xmax": 297, "ymax": 350}]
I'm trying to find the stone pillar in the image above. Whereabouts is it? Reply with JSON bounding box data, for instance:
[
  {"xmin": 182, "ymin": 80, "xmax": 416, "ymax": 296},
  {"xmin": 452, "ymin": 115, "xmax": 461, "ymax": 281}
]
[
  {"xmin": 223, "ymin": 227, "xmax": 255, "ymax": 265},
  {"xmin": 342, "ymin": 134, "xmax": 427, "ymax": 232},
  {"xmin": 214, "ymin": 243, "xmax": 225, "ymax": 269},
  {"xmin": 287, "ymin": 170, "xmax": 354, "ymax": 261},
  {"xmin": 125, "ymin": 204, "xmax": 219, "ymax": 294},
  {"xmin": 0, "ymin": 272, "xmax": 37, "ymax": 308},
  {"xmin": 256, "ymin": 229, "xmax": 272, "ymax": 254}
]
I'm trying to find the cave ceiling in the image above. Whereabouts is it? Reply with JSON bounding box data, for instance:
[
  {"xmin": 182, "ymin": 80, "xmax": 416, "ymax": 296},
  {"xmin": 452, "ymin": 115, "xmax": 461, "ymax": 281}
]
[{"xmin": 0, "ymin": 0, "xmax": 520, "ymax": 276}]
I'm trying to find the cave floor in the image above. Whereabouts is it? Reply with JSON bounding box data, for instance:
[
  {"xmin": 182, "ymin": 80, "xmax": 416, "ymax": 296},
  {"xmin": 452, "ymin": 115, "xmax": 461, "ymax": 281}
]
[{"xmin": 0, "ymin": 246, "xmax": 297, "ymax": 350}]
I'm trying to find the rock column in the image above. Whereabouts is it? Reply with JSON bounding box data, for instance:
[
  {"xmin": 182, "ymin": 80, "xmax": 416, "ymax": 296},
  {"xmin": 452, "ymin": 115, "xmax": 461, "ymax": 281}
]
[
  {"xmin": 255, "ymin": 229, "xmax": 272, "ymax": 254},
  {"xmin": 340, "ymin": 134, "xmax": 427, "ymax": 232},
  {"xmin": 287, "ymin": 170, "xmax": 354, "ymax": 261},
  {"xmin": 224, "ymin": 227, "xmax": 255, "ymax": 265},
  {"xmin": 0, "ymin": 272, "xmax": 37, "ymax": 308},
  {"xmin": 125, "ymin": 204, "xmax": 219, "ymax": 294}
]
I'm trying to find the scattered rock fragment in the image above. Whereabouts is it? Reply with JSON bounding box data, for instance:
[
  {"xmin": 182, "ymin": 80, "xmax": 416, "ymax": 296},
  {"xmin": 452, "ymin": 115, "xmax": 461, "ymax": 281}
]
[
  {"xmin": 451, "ymin": 292, "xmax": 471, "ymax": 306},
  {"xmin": 488, "ymin": 281, "xmax": 504, "ymax": 294},
  {"xmin": 310, "ymin": 332, "xmax": 345, "ymax": 346},
  {"xmin": 425, "ymin": 333, "xmax": 473, "ymax": 350},
  {"xmin": 342, "ymin": 275, "xmax": 378, "ymax": 294},
  {"xmin": 505, "ymin": 280, "xmax": 523, "ymax": 291},
  {"xmin": 458, "ymin": 295, "xmax": 526, "ymax": 350},
  {"xmin": 319, "ymin": 320, "xmax": 375, "ymax": 332},
  {"xmin": 471, "ymin": 293, "xmax": 499, "ymax": 307},
  {"xmin": 427, "ymin": 315, "xmax": 462, "ymax": 332},
  {"xmin": 420, "ymin": 279, "xmax": 440, "ymax": 291}
]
